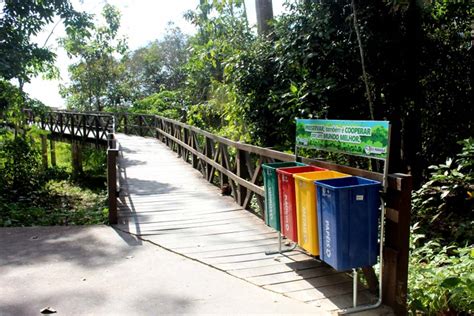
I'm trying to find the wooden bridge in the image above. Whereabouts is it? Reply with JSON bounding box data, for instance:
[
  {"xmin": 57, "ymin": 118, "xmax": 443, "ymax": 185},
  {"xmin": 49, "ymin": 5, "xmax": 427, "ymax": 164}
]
[{"xmin": 25, "ymin": 109, "xmax": 412, "ymax": 315}]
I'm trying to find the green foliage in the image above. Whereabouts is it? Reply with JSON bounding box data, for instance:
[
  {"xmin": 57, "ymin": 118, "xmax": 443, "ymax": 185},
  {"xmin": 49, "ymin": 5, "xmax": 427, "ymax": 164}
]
[
  {"xmin": 0, "ymin": 128, "xmax": 108, "ymax": 227},
  {"xmin": 77, "ymin": 145, "xmax": 107, "ymax": 179},
  {"xmin": 412, "ymin": 138, "xmax": 474, "ymax": 244},
  {"xmin": 225, "ymin": 1, "xmax": 351, "ymax": 147},
  {"xmin": 0, "ymin": 1, "xmax": 109, "ymax": 228},
  {"xmin": 133, "ymin": 90, "xmax": 185, "ymax": 120},
  {"xmin": 409, "ymin": 139, "xmax": 474, "ymax": 313},
  {"xmin": 220, "ymin": 0, "xmax": 473, "ymax": 185},
  {"xmin": 0, "ymin": 133, "xmax": 43, "ymax": 198},
  {"xmin": 408, "ymin": 225, "xmax": 474, "ymax": 314},
  {"xmin": 183, "ymin": 0, "xmax": 253, "ymax": 105},
  {"xmin": 0, "ymin": 0, "xmax": 91, "ymax": 84},
  {"xmin": 125, "ymin": 23, "xmax": 189, "ymax": 99},
  {"xmin": 186, "ymin": 81, "xmax": 250, "ymax": 141},
  {"xmin": 0, "ymin": 180, "xmax": 107, "ymax": 227},
  {"xmin": 60, "ymin": 4, "xmax": 129, "ymax": 111},
  {"xmin": 0, "ymin": 80, "xmax": 25, "ymax": 128}
]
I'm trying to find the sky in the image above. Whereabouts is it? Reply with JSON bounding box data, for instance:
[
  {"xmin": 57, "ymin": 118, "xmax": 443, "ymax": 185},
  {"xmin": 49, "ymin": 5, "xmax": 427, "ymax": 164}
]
[{"xmin": 24, "ymin": 0, "xmax": 287, "ymax": 108}]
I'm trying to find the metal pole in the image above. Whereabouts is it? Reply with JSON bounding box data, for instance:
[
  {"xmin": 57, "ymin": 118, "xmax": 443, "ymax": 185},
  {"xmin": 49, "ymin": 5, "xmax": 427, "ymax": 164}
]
[
  {"xmin": 265, "ymin": 231, "xmax": 297, "ymax": 255},
  {"xmin": 278, "ymin": 231, "xmax": 282, "ymax": 253},
  {"xmin": 340, "ymin": 124, "xmax": 391, "ymax": 314},
  {"xmin": 353, "ymin": 268, "xmax": 358, "ymax": 307}
]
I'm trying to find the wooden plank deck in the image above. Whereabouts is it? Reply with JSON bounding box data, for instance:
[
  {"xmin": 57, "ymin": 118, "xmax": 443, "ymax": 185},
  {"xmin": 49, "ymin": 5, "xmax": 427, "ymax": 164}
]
[{"xmin": 115, "ymin": 134, "xmax": 391, "ymax": 315}]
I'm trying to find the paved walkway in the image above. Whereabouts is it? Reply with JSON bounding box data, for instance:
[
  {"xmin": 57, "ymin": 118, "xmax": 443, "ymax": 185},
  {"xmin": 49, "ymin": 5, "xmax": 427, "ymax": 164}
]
[{"xmin": 0, "ymin": 226, "xmax": 325, "ymax": 315}]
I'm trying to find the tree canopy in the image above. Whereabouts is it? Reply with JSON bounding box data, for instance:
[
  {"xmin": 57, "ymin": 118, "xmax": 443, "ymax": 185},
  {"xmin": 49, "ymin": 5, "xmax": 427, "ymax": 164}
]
[
  {"xmin": 0, "ymin": 0, "xmax": 91, "ymax": 86},
  {"xmin": 59, "ymin": 4, "xmax": 128, "ymax": 111}
]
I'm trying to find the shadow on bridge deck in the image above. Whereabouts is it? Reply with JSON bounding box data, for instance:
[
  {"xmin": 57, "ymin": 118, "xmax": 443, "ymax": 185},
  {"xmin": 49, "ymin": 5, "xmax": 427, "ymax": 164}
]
[{"xmin": 114, "ymin": 133, "xmax": 392, "ymax": 315}]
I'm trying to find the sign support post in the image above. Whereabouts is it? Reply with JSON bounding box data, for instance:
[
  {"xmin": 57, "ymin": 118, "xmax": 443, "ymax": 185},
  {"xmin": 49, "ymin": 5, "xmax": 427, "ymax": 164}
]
[{"xmin": 294, "ymin": 119, "xmax": 391, "ymax": 314}]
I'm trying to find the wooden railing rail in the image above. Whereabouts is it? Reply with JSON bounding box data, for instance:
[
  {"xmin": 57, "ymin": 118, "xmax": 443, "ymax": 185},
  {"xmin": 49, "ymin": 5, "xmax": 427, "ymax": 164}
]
[
  {"xmin": 26, "ymin": 109, "xmax": 411, "ymax": 315},
  {"xmin": 24, "ymin": 109, "xmax": 114, "ymax": 144}
]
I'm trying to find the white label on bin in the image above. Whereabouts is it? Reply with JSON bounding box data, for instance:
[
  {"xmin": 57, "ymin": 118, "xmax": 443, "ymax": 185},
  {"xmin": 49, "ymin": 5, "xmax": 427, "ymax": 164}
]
[
  {"xmin": 324, "ymin": 220, "xmax": 331, "ymax": 258},
  {"xmin": 356, "ymin": 195, "xmax": 364, "ymax": 201},
  {"xmin": 267, "ymin": 186, "xmax": 274, "ymax": 221},
  {"xmin": 323, "ymin": 188, "xmax": 331, "ymax": 197},
  {"xmin": 283, "ymin": 194, "xmax": 290, "ymax": 232}
]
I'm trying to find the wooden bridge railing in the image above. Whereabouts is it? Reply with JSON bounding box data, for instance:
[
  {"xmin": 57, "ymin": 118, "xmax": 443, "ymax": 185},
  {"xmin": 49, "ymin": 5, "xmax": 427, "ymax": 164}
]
[
  {"xmin": 24, "ymin": 109, "xmax": 114, "ymax": 144},
  {"xmin": 25, "ymin": 109, "xmax": 412, "ymax": 315}
]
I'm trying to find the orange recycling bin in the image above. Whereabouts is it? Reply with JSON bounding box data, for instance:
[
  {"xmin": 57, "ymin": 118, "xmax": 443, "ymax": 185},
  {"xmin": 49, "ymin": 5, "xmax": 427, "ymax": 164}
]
[
  {"xmin": 293, "ymin": 171, "xmax": 349, "ymax": 256},
  {"xmin": 276, "ymin": 166, "xmax": 326, "ymax": 242}
]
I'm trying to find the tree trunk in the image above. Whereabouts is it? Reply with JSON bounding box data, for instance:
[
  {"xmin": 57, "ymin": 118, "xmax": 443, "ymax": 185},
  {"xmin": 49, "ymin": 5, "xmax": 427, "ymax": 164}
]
[
  {"xmin": 401, "ymin": 1, "xmax": 423, "ymax": 188},
  {"xmin": 71, "ymin": 142, "xmax": 83, "ymax": 176},
  {"xmin": 255, "ymin": 0, "xmax": 273, "ymax": 36}
]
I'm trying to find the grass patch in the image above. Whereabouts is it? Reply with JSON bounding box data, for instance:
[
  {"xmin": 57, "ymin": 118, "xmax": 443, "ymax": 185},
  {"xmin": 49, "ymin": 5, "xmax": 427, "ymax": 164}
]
[{"xmin": 0, "ymin": 179, "xmax": 108, "ymax": 227}]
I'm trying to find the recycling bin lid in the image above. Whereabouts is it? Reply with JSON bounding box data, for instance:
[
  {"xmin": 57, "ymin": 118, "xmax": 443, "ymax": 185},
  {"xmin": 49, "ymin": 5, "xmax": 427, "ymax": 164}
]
[
  {"xmin": 293, "ymin": 170, "xmax": 349, "ymax": 182},
  {"xmin": 262, "ymin": 161, "xmax": 306, "ymax": 170},
  {"xmin": 276, "ymin": 165, "xmax": 326, "ymax": 176},
  {"xmin": 315, "ymin": 176, "xmax": 381, "ymax": 189}
]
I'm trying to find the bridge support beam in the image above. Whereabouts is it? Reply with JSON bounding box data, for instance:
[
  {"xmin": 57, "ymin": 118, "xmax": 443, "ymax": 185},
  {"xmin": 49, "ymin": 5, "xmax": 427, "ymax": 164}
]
[
  {"xmin": 71, "ymin": 141, "xmax": 83, "ymax": 176},
  {"xmin": 50, "ymin": 140, "xmax": 56, "ymax": 167},
  {"xmin": 236, "ymin": 149, "xmax": 249, "ymax": 207},
  {"xmin": 40, "ymin": 134, "xmax": 48, "ymax": 169}
]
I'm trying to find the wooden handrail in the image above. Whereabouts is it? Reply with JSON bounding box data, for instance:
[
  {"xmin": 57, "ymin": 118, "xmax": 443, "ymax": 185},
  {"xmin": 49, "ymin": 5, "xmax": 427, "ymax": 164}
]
[{"xmin": 24, "ymin": 109, "xmax": 114, "ymax": 144}]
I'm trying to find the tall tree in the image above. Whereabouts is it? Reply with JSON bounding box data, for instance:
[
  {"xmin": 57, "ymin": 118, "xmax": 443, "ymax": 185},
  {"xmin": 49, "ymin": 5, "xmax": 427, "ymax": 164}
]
[
  {"xmin": 0, "ymin": 0, "xmax": 91, "ymax": 89},
  {"xmin": 255, "ymin": 0, "xmax": 273, "ymax": 35},
  {"xmin": 184, "ymin": 0, "xmax": 252, "ymax": 104},
  {"xmin": 124, "ymin": 23, "xmax": 189, "ymax": 98},
  {"xmin": 60, "ymin": 4, "xmax": 128, "ymax": 111}
]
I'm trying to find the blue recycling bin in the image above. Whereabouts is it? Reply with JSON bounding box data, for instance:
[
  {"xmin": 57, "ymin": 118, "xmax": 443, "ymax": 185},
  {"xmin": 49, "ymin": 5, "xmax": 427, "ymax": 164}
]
[{"xmin": 315, "ymin": 176, "xmax": 381, "ymax": 271}]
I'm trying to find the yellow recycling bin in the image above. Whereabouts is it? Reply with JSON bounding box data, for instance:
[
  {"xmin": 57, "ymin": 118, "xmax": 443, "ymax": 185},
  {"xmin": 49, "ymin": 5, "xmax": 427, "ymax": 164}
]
[{"xmin": 293, "ymin": 171, "xmax": 349, "ymax": 256}]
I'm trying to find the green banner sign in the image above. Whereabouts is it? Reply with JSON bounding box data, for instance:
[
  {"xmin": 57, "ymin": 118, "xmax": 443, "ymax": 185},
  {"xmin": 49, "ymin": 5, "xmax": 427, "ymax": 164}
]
[{"xmin": 296, "ymin": 119, "xmax": 390, "ymax": 160}]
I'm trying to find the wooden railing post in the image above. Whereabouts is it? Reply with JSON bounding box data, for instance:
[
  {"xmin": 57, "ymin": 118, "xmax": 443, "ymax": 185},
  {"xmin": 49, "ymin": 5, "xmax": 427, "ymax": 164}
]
[
  {"xmin": 153, "ymin": 116, "xmax": 159, "ymax": 139},
  {"xmin": 58, "ymin": 112, "xmax": 63, "ymax": 134},
  {"xmin": 205, "ymin": 136, "xmax": 213, "ymax": 181},
  {"xmin": 70, "ymin": 114, "xmax": 75, "ymax": 138},
  {"xmin": 83, "ymin": 114, "xmax": 87, "ymax": 137},
  {"xmin": 383, "ymin": 174, "xmax": 412, "ymax": 315},
  {"xmin": 183, "ymin": 128, "xmax": 190, "ymax": 161},
  {"xmin": 139, "ymin": 115, "xmax": 144, "ymax": 136},
  {"xmin": 218, "ymin": 144, "xmax": 228, "ymax": 190},
  {"xmin": 176, "ymin": 127, "xmax": 182, "ymax": 158},
  {"xmin": 50, "ymin": 140, "xmax": 56, "ymax": 167},
  {"xmin": 71, "ymin": 141, "xmax": 83, "ymax": 175},
  {"xmin": 236, "ymin": 149, "xmax": 249, "ymax": 206},
  {"xmin": 40, "ymin": 134, "xmax": 48, "ymax": 169},
  {"xmin": 95, "ymin": 115, "xmax": 100, "ymax": 143},
  {"xmin": 124, "ymin": 114, "xmax": 128, "ymax": 134},
  {"xmin": 107, "ymin": 141, "xmax": 119, "ymax": 224},
  {"xmin": 191, "ymin": 132, "xmax": 198, "ymax": 169}
]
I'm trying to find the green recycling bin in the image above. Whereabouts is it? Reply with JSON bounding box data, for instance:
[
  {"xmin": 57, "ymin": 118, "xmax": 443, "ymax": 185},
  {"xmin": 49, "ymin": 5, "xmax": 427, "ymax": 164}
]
[{"xmin": 262, "ymin": 162, "xmax": 306, "ymax": 231}]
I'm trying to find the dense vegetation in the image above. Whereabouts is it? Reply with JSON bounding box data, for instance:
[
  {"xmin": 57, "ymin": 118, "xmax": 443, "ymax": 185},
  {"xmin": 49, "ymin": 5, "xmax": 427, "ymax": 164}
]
[
  {"xmin": 0, "ymin": 127, "xmax": 108, "ymax": 227},
  {"xmin": 0, "ymin": 1, "xmax": 107, "ymax": 226},
  {"xmin": 409, "ymin": 139, "xmax": 473, "ymax": 314},
  {"xmin": 1, "ymin": 0, "xmax": 472, "ymax": 314}
]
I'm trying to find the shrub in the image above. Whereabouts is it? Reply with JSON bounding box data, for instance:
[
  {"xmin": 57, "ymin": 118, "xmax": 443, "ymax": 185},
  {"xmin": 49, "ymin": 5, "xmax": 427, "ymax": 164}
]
[
  {"xmin": 408, "ymin": 225, "xmax": 474, "ymax": 314},
  {"xmin": 412, "ymin": 138, "xmax": 474, "ymax": 244}
]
